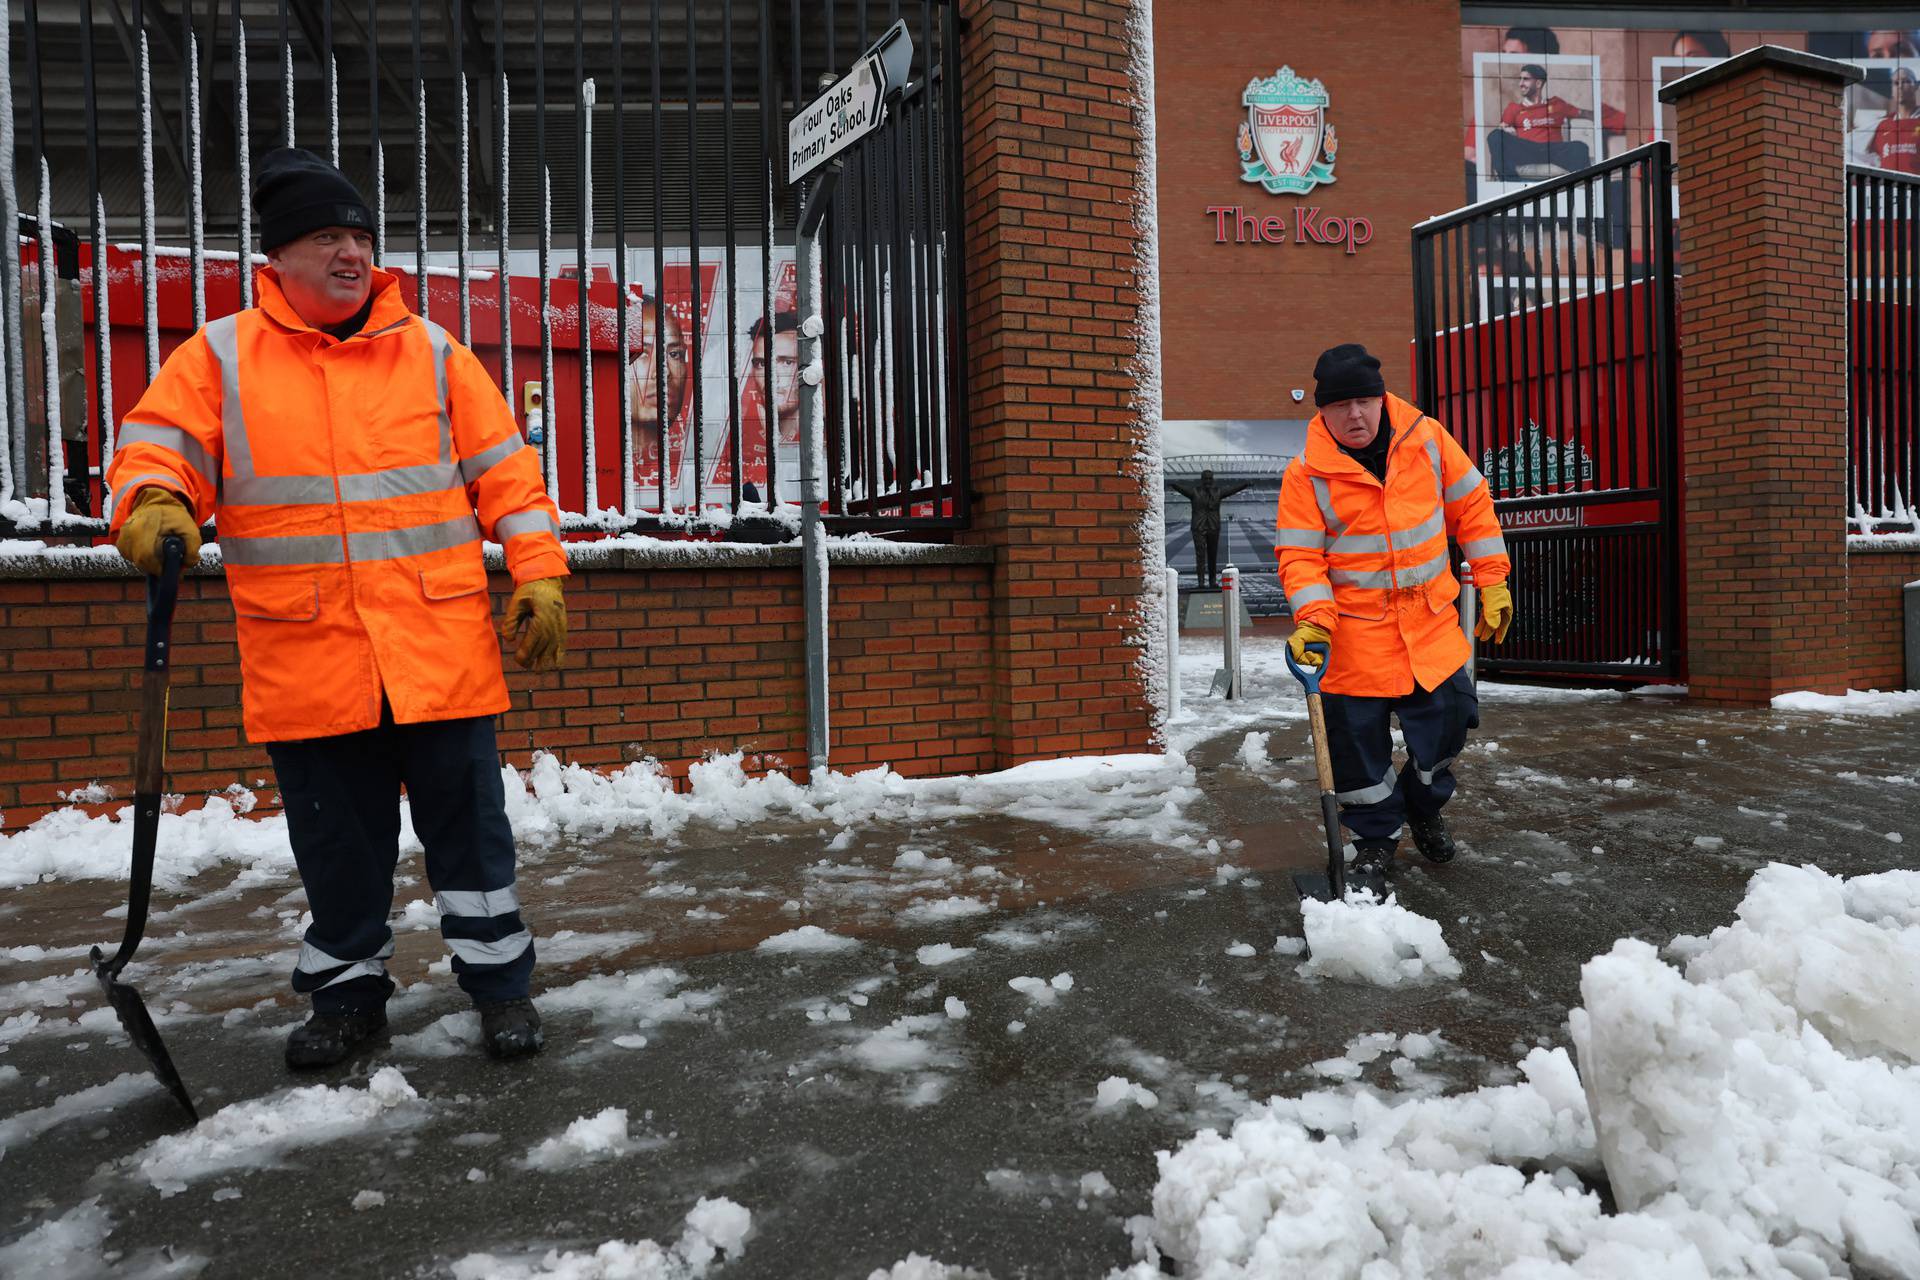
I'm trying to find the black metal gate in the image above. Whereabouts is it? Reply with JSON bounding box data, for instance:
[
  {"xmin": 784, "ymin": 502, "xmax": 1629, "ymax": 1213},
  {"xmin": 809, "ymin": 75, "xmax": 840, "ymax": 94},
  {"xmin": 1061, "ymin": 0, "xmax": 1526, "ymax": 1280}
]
[{"xmin": 1412, "ymin": 142, "xmax": 1683, "ymax": 680}]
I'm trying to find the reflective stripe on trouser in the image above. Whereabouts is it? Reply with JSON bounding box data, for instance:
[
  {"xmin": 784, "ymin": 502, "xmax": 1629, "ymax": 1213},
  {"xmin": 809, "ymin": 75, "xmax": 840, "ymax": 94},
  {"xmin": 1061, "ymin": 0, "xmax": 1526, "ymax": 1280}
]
[
  {"xmin": 268, "ymin": 705, "xmax": 532, "ymax": 1013},
  {"xmin": 1318, "ymin": 664, "xmax": 1480, "ymax": 843}
]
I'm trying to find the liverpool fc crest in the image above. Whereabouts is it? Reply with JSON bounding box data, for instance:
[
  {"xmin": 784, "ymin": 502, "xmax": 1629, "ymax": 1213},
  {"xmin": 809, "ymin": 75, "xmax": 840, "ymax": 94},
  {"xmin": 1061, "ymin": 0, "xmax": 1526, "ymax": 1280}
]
[{"xmin": 1238, "ymin": 67, "xmax": 1337, "ymax": 195}]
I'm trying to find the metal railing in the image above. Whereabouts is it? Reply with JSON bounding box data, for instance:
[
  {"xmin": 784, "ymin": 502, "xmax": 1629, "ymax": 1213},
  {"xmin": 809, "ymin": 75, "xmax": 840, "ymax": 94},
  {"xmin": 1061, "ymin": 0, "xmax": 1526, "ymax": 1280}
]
[
  {"xmin": 1412, "ymin": 142, "xmax": 1682, "ymax": 678},
  {"xmin": 1848, "ymin": 164, "xmax": 1920, "ymax": 536},
  {"xmin": 1, "ymin": 0, "xmax": 969, "ymax": 539}
]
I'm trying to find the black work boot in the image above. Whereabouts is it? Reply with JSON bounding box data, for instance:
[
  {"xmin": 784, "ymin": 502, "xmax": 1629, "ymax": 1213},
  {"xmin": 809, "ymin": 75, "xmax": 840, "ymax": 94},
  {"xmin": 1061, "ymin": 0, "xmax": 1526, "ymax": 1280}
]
[
  {"xmin": 285, "ymin": 1007, "xmax": 388, "ymax": 1070},
  {"xmin": 1348, "ymin": 840, "xmax": 1396, "ymax": 899},
  {"xmin": 477, "ymin": 998, "xmax": 544, "ymax": 1061},
  {"xmin": 1409, "ymin": 813, "xmax": 1457, "ymax": 864}
]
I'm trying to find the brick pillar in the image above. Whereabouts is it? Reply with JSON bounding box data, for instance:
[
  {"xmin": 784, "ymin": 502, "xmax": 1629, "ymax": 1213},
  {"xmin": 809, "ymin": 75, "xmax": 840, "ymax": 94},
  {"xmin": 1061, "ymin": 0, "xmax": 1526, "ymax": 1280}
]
[
  {"xmin": 1664, "ymin": 48, "xmax": 1863, "ymax": 705},
  {"xmin": 957, "ymin": 0, "xmax": 1157, "ymax": 764}
]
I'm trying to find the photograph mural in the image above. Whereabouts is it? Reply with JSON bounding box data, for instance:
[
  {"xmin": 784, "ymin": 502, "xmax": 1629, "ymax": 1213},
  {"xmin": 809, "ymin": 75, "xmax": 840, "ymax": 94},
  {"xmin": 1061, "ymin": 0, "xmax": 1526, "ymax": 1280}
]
[
  {"xmin": 1461, "ymin": 20, "xmax": 1920, "ymax": 202},
  {"xmin": 1162, "ymin": 418, "xmax": 1306, "ymax": 617}
]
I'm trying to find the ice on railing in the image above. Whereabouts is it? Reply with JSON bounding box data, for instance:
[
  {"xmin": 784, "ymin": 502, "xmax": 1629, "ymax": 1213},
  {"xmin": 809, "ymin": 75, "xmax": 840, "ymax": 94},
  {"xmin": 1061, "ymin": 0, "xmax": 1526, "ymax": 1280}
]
[{"xmin": 187, "ymin": 31, "xmax": 206, "ymax": 328}]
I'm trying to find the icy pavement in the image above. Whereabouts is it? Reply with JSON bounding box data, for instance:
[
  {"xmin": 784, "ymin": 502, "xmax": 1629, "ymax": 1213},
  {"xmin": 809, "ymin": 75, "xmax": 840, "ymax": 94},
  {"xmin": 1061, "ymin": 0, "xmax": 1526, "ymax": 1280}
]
[{"xmin": 1, "ymin": 635, "xmax": 1917, "ymax": 1277}]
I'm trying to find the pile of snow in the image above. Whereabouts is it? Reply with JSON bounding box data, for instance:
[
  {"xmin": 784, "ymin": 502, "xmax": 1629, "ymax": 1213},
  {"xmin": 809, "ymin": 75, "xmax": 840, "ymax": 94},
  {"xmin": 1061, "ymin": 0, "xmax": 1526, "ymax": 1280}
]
[
  {"xmin": 452, "ymin": 1197, "xmax": 751, "ymax": 1280},
  {"xmin": 915, "ymin": 943, "xmax": 975, "ymax": 967},
  {"xmin": 1772, "ymin": 688, "xmax": 1920, "ymax": 718},
  {"xmin": 133, "ymin": 1066, "xmax": 426, "ymax": 1195},
  {"xmin": 1094, "ymin": 1076, "xmax": 1159, "ymax": 1111},
  {"xmin": 1121, "ymin": 863, "xmax": 1920, "ymax": 1278},
  {"xmin": 1235, "ymin": 732, "xmax": 1271, "ymax": 770},
  {"xmin": 756, "ymin": 925, "xmax": 860, "ymax": 955},
  {"xmin": 522, "ymin": 1107, "xmax": 646, "ymax": 1172},
  {"xmin": 865, "ymin": 1257, "xmax": 992, "ymax": 1280},
  {"xmin": 1008, "ymin": 973, "xmax": 1074, "ymax": 1006},
  {"xmin": 0, "ymin": 1072, "xmax": 160, "ymax": 1155},
  {"xmin": 0, "ymin": 792, "xmax": 293, "ymax": 891},
  {"xmin": 1299, "ymin": 889, "xmax": 1462, "ymax": 985},
  {"xmin": 538, "ymin": 966, "xmax": 725, "ymax": 1031},
  {"xmin": 0, "ymin": 1199, "xmax": 204, "ymax": 1279},
  {"xmin": 900, "ymin": 896, "xmax": 991, "ymax": 924}
]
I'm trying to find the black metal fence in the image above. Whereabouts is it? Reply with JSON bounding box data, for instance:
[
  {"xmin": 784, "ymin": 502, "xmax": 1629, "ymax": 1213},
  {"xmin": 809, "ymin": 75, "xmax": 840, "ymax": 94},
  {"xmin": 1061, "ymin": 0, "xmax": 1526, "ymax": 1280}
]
[
  {"xmin": 1412, "ymin": 142, "xmax": 1683, "ymax": 678},
  {"xmin": 1848, "ymin": 164, "xmax": 1920, "ymax": 535},
  {"xmin": 1, "ymin": 0, "xmax": 969, "ymax": 538}
]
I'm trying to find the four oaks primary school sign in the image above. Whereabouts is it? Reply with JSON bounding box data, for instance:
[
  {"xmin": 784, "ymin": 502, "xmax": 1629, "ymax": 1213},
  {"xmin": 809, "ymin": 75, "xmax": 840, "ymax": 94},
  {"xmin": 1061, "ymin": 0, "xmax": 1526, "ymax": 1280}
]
[{"xmin": 1207, "ymin": 66, "xmax": 1374, "ymax": 255}]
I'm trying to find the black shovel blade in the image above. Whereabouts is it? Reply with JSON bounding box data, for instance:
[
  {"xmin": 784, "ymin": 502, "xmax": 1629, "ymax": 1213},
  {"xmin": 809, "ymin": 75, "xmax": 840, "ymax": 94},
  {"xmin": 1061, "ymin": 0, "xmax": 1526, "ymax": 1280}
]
[
  {"xmin": 91, "ymin": 945, "xmax": 198, "ymax": 1124},
  {"xmin": 1292, "ymin": 871, "xmax": 1337, "ymax": 903}
]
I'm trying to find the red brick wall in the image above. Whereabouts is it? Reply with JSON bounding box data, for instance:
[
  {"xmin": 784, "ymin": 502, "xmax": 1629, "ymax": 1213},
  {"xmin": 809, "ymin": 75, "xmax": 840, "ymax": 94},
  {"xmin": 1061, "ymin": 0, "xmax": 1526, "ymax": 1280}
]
[
  {"xmin": 1848, "ymin": 544, "xmax": 1920, "ymax": 691},
  {"xmin": 0, "ymin": 551, "xmax": 994, "ymax": 829},
  {"xmin": 1671, "ymin": 52, "xmax": 1856, "ymax": 706},
  {"xmin": 1153, "ymin": 0, "xmax": 1462, "ymax": 416},
  {"xmin": 956, "ymin": 0, "xmax": 1158, "ymax": 762}
]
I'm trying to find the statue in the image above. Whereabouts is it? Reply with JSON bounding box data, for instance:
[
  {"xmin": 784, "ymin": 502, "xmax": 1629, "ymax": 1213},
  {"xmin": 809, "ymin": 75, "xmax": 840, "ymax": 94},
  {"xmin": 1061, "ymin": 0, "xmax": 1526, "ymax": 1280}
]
[{"xmin": 1168, "ymin": 469, "xmax": 1252, "ymax": 589}]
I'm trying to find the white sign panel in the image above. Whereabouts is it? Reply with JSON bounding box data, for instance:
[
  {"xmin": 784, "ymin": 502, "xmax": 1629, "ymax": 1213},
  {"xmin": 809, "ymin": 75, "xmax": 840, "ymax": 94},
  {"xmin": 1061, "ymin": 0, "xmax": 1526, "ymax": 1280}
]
[{"xmin": 788, "ymin": 55, "xmax": 887, "ymax": 183}]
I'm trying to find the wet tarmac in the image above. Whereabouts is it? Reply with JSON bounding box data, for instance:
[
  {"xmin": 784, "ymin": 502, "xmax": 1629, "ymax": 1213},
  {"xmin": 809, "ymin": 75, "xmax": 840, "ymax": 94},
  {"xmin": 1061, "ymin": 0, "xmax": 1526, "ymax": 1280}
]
[{"xmin": 1, "ymin": 682, "xmax": 1915, "ymax": 1278}]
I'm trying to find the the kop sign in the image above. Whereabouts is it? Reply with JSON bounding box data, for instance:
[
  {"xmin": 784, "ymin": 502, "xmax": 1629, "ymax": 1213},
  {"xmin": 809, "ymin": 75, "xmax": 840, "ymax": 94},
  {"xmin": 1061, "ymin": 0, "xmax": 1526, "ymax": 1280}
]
[{"xmin": 1206, "ymin": 66, "xmax": 1373, "ymax": 255}]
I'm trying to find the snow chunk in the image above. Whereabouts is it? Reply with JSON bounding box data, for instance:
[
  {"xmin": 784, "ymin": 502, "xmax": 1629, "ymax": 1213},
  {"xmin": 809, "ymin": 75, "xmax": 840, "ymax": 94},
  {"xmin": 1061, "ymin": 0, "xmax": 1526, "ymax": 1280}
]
[
  {"xmin": 756, "ymin": 925, "xmax": 861, "ymax": 955},
  {"xmin": 351, "ymin": 1190, "xmax": 386, "ymax": 1211},
  {"xmin": 865, "ymin": 1256, "xmax": 991, "ymax": 1280},
  {"xmin": 451, "ymin": 1196, "xmax": 751, "ymax": 1279},
  {"xmin": 1095, "ymin": 1075, "xmax": 1160, "ymax": 1110},
  {"xmin": 894, "ymin": 850, "xmax": 957, "ymax": 875},
  {"xmin": 849, "ymin": 1015, "xmax": 960, "ymax": 1074},
  {"xmin": 944, "ymin": 997, "xmax": 968, "ymax": 1021},
  {"xmin": 1008, "ymin": 973, "xmax": 1074, "ymax": 1006},
  {"xmin": 1771, "ymin": 688, "xmax": 1920, "ymax": 717},
  {"xmin": 521, "ymin": 1107, "xmax": 641, "ymax": 1171},
  {"xmin": 901, "ymin": 896, "xmax": 991, "ymax": 924},
  {"xmin": 915, "ymin": 943, "xmax": 977, "ymax": 967},
  {"xmin": 1299, "ymin": 890, "xmax": 1462, "ymax": 985},
  {"xmin": 1224, "ymin": 941, "xmax": 1256, "ymax": 958},
  {"xmin": 133, "ymin": 1066, "xmax": 425, "ymax": 1195},
  {"xmin": 1236, "ymin": 732, "xmax": 1270, "ymax": 770}
]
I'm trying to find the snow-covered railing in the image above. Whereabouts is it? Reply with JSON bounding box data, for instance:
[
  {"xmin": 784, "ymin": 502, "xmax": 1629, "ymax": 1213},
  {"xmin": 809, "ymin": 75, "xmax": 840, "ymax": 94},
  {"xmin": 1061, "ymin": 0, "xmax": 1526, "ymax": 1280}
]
[
  {"xmin": 0, "ymin": 0, "xmax": 970, "ymax": 541},
  {"xmin": 1847, "ymin": 165, "xmax": 1920, "ymax": 539}
]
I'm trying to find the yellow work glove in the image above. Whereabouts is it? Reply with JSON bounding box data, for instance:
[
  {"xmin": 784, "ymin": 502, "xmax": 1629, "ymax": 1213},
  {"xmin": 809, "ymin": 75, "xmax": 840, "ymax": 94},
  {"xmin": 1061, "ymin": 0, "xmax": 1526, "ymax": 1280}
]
[
  {"xmin": 1476, "ymin": 581, "xmax": 1513, "ymax": 644},
  {"xmin": 1288, "ymin": 620, "xmax": 1333, "ymax": 668},
  {"xmin": 114, "ymin": 487, "xmax": 201, "ymax": 576},
  {"xmin": 502, "ymin": 577, "xmax": 568, "ymax": 671}
]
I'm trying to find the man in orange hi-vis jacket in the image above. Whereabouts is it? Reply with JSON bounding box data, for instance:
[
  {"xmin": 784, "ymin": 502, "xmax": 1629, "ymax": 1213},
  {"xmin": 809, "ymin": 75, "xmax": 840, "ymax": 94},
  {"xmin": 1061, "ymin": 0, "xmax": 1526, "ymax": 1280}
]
[
  {"xmin": 1275, "ymin": 344, "xmax": 1513, "ymax": 895},
  {"xmin": 106, "ymin": 149, "xmax": 567, "ymax": 1068}
]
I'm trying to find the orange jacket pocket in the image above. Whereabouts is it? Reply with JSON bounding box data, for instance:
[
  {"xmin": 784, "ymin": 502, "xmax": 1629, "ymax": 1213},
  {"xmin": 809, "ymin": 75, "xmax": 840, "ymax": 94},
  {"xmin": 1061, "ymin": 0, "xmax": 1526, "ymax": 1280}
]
[{"xmin": 230, "ymin": 575, "xmax": 319, "ymax": 622}]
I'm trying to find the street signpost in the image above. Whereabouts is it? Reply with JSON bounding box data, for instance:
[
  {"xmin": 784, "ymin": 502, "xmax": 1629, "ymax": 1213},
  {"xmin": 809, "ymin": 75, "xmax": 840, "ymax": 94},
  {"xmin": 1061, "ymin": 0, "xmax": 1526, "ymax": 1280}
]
[
  {"xmin": 788, "ymin": 20, "xmax": 914, "ymax": 776},
  {"xmin": 787, "ymin": 20, "xmax": 914, "ymax": 183}
]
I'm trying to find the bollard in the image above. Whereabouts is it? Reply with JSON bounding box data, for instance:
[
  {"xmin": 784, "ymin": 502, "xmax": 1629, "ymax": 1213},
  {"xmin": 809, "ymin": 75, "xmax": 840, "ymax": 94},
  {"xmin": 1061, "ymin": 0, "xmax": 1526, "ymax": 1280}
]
[
  {"xmin": 1905, "ymin": 579, "xmax": 1919, "ymax": 691},
  {"xmin": 1217, "ymin": 565, "xmax": 1244, "ymax": 700},
  {"xmin": 1459, "ymin": 560, "xmax": 1478, "ymax": 683},
  {"xmin": 1166, "ymin": 566, "xmax": 1182, "ymax": 719}
]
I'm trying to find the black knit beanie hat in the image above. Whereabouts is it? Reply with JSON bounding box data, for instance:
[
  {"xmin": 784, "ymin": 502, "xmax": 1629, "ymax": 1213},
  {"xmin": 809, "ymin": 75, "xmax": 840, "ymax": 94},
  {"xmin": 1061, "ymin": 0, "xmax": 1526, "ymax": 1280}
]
[
  {"xmin": 254, "ymin": 147, "xmax": 374, "ymax": 252},
  {"xmin": 1312, "ymin": 343, "xmax": 1386, "ymax": 407}
]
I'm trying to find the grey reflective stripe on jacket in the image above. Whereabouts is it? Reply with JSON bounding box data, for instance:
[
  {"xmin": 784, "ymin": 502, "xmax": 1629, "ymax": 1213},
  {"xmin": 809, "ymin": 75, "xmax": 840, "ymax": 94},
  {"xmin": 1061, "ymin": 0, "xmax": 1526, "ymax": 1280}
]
[
  {"xmin": 117, "ymin": 421, "xmax": 218, "ymax": 491},
  {"xmin": 221, "ymin": 514, "xmax": 482, "ymax": 567},
  {"xmin": 496, "ymin": 509, "xmax": 561, "ymax": 542}
]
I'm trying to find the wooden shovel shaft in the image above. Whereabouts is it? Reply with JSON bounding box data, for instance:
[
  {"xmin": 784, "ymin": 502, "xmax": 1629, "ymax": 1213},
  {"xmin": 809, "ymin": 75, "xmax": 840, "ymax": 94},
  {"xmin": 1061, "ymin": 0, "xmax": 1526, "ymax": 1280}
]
[{"xmin": 1306, "ymin": 689, "xmax": 1337, "ymax": 796}]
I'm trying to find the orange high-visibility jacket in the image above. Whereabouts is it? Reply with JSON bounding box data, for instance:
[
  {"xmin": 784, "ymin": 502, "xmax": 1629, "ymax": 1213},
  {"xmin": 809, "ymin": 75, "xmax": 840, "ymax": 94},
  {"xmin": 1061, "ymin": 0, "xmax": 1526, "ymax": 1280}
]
[
  {"xmin": 1275, "ymin": 394, "xmax": 1510, "ymax": 697},
  {"xmin": 106, "ymin": 267, "xmax": 566, "ymax": 743}
]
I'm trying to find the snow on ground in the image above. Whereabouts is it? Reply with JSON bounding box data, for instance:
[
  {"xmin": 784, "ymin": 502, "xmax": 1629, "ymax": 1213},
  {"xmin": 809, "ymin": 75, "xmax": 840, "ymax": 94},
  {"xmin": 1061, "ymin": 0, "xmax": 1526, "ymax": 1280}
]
[
  {"xmin": 3, "ymin": 743, "xmax": 1203, "ymax": 891},
  {"xmin": 756, "ymin": 925, "xmax": 861, "ymax": 955},
  {"xmin": 1094, "ymin": 1075, "xmax": 1159, "ymax": 1111},
  {"xmin": 450, "ymin": 1196, "xmax": 750, "ymax": 1280},
  {"xmin": 1298, "ymin": 890, "xmax": 1463, "ymax": 986},
  {"xmin": 1118, "ymin": 863, "xmax": 1920, "ymax": 1279},
  {"xmin": 0, "ymin": 1198, "xmax": 204, "ymax": 1278},
  {"xmin": 1772, "ymin": 688, "xmax": 1920, "ymax": 718},
  {"xmin": 0, "ymin": 1072, "xmax": 161, "ymax": 1157},
  {"xmin": 915, "ymin": 943, "xmax": 975, "ymax": 966},
  {"xmin": 521, "ymin": 1107, "xmax": 650, "ymax": 1172},
  {"xmin": 131, "ymin": 1066, "xmax": 427, "ymax": 1196},
  {"xmin": 866, "ymin": 1256, "xmax": 993, "ymax": 1280}
]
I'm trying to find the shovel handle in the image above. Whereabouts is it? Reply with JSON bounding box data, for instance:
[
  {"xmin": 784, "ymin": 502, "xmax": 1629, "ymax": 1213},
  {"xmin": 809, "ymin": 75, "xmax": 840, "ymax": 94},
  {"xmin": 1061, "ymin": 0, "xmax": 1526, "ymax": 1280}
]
[{"xmin": 104, "ymin": 535, "xmax": 187, "ymax": 979}]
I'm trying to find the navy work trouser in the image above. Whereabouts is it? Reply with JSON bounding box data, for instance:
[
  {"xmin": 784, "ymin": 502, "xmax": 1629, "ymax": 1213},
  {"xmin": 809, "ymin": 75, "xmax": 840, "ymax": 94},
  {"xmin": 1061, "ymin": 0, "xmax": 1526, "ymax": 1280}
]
[
  {"xmin": 267, "ymin": 708, "xmax": 533, "ymax": 1014},
  {"xmin": 1320, "ymin": 664, "xmax": 1479, "ymax": 844}
]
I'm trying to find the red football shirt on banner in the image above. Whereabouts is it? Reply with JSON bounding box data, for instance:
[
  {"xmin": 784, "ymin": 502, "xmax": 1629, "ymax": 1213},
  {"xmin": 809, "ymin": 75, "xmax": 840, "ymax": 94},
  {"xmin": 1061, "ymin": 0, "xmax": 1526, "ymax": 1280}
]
[
  {"xmin": 1500, "ymin": 97, "xmax": 1581, "ymax": 143},
  {"xmin": 1872, "ymin": 115, "xmax": 1920, "ymax": 174}
]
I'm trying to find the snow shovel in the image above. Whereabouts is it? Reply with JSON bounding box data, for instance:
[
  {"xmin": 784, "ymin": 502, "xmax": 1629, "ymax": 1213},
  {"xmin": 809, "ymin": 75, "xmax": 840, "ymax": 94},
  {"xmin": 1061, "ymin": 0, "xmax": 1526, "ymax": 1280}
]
[
  {"xmin": 90, "ymin": 532, "xmax": 198, "ymax": 1123},
  {"xmin": 1284, "ymin": 640, "xmax": 1346, "ymax": 903}
]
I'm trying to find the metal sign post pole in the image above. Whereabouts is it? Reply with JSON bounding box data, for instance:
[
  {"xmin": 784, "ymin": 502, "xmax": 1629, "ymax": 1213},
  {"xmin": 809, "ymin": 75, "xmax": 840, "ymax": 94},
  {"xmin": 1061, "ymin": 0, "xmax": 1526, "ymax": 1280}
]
[
  {"xmin": 797, "ymin": 168, "xmax": 837, "ymax": 780},
  {"xmin": 1165, "ymin": 566, "xmax": 1181, "ymax": 719}
]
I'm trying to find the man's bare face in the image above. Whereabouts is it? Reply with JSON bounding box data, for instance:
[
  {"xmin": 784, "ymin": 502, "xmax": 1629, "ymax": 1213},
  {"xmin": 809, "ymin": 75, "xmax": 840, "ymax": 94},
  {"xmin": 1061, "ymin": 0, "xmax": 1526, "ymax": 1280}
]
[
  {"xmin": 752, "ymin": 330, "xmax": 801, "ymax": 428},
  {"xmin": 1516, "ymin": 71, "xmax": 1543, "ymax": 102},
  {"xmin": 629, "ymin": 305, "xmax": 689, "ymax": 429},
  {"xmin": 1897, "ymin": 69, "xmax": 1918, "ymax": 109},
  {"xmin": 1323, "ymin": 396, "xmax": 1384, "ymax": 450},
  {"xmin": 267, "ymin": 226, "xmax": 373, "ymax": 328}
]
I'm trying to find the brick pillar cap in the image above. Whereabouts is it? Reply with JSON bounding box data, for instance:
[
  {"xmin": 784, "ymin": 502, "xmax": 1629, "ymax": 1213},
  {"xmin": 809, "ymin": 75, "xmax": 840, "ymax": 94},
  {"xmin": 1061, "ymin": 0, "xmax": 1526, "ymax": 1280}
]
[{"xmin": 1659, "ymin": 44, "xmax": 1863, "ymax": 104}]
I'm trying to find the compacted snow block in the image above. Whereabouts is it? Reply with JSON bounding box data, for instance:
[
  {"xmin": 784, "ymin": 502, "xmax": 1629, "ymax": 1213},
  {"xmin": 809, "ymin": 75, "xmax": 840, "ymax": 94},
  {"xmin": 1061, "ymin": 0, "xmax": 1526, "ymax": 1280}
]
[
  {"xmin": 1571, "ymin": 863, "xmax": 1920, "ymax": 1278},
  {"xmin": 1126, "ymin": 863, "xmax": 1920, "ymax": 1279},
  {"xmin": 1298, "ymin": 890, "xmax": 1462, "ymax": 986}
]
